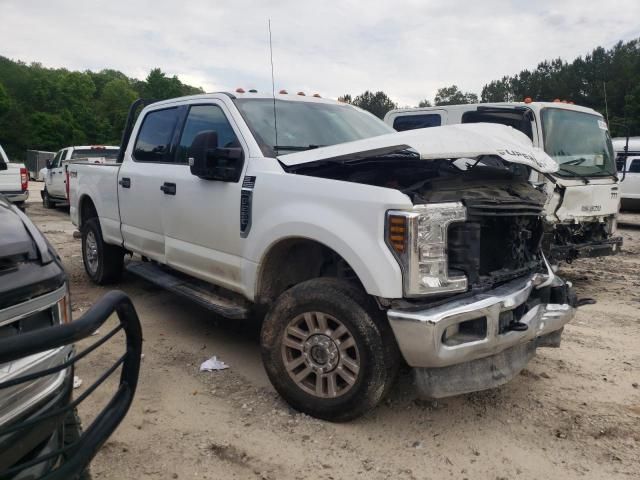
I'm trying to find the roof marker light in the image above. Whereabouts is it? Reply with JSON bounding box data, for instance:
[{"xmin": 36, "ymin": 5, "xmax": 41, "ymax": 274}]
[
  {"xmin": 279, "ymin": 89, "xmax": 288, "ymax": 94},
  {"xmin": 313, "ymin": 93, "xmax": 321, "ymax": 98},
  {"xmin": 553, "ymin": 98, "xmax": 561, "ymax": 103},
  {"xmin": 248, "ymin": 89, "xmax": 257, "ymax": 93},
  {"xmin": 235, "ymin": 88, "xmax": 245, "ymax": 93},
  {"xmin": 297, "ymin": 91, "xmax": 306, "ymax": 96}
]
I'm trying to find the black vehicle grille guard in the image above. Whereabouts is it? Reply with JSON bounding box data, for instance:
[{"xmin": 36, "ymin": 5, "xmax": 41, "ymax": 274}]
[{"xmin": 0, "ymin": 290, "xmax": 142, "ymax": 480}]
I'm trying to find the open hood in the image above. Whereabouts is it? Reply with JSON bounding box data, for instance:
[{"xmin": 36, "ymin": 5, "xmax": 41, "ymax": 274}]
[{"xmin": 278, "ymin": 123, "xmax": 558, "ymax": 173}]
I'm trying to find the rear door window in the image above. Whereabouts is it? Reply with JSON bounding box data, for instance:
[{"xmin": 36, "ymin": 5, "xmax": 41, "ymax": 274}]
[
  {"xmin": 629, "ymin": 159, "xmax": 640, "ymax": 173},
  {"xmin": 133, "ymin": 108, "xmax": 180, "ymax": 162},
  {"xmin": 393, "ymin": 114, "xmax": 442, "ymax": 131}
]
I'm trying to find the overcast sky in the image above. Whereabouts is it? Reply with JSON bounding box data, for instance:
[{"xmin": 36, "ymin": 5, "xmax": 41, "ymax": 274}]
[{"xmin": 1, "ymin": 0, "xmax": 639, "ymax": 106}]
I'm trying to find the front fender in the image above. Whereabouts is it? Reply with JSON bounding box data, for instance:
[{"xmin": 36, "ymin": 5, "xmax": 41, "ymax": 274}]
[{"xmin": 243, "ymin": 172, "xmax": 412, "ymax": 299}]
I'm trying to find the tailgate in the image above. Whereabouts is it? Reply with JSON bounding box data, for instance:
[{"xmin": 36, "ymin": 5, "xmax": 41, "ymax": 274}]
[{"xmin": 0, "ymin": 164, "xmax": 22, "ymax": 193}]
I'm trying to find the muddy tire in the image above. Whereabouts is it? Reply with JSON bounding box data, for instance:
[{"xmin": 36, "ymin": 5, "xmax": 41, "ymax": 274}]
[
  {"xmin": 261, "ymin": 278, "xmax": 399, "ymax": 422},
  {"xmin": 81, "ymin": 217, "xmax": 124, "ymax": 285},
  {"xmin": 43, "ymin": 189, "xmax": 55, "ymax": 209},
  {"xmin": 62, "ymin": 409, "xmax": 92, "ymax": 480}
]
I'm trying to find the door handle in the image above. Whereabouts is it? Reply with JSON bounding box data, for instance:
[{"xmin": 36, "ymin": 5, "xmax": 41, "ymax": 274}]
[
  {"xmin": 160, "ymin": 182, "xmax": 176, "ymax": 195},
  {"xmin": 119, "ymin": 177, "xmax": 131, "ymax": 188}
]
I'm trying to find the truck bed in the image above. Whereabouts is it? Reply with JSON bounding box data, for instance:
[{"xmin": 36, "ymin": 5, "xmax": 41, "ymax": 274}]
[{"xmin": 68, "ymin": 162, "xmax": 123, "ymax": 246}]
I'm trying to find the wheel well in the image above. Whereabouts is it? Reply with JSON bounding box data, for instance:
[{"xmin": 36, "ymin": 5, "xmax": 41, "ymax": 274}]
[
  {"xmin": 79, "ymin": 196, "xmax": 98, "ymax": 228},
  {"xmin": 256, "ymin": 238, "xmax": 362, "ymax": 304}
]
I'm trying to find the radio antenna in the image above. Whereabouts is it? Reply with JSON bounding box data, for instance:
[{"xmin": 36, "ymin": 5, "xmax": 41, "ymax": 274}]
[{"xmin": 269, "ymin": 19, "xmax": 279, "ymax": 150}]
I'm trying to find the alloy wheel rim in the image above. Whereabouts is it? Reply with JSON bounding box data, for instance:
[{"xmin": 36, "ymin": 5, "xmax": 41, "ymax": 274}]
[
  {"xmin": 281, "ymin": 311, "xmax": 360, "ymax": 398},
  {"xmin": 85, "ymin": 231, "xmax": 99, "ymax": 274}
]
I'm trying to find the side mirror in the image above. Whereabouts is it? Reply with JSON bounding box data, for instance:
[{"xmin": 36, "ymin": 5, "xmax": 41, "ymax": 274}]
[
  {"xmin": 188, "ymin": 130, "xmax": 243, "ymax": 182},
  {"xmin": 46, "ymin": 160, "xmax": 52, "ymax": 169}
]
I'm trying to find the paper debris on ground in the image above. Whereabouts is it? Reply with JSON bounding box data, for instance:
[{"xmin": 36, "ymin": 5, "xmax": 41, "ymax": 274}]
[
  {"xmin": 200, "ymin": 356, "xmax": 229, "ymax": 372},
  {"xmin": 73, "ymin": 376, "xmax": 83, "ymax": 389}
]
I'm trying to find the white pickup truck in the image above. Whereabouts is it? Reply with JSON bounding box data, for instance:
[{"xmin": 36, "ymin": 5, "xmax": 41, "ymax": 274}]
[
  {"xmin": 0, "ymin": 143, "xmax": 29, "ymax": 208},
  {"xmin": 40, "ymin": 145, "xmax": 119, "ymax": 208},
  {"xmin": 69, "ymin": 92, "xmax": 582, "ymax": 421},
  {"xmin": 385, "ymin": 102, "xmax": 623, "ymax": 263}
]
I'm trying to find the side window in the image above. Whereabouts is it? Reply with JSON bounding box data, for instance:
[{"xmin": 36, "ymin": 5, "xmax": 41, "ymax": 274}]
[
  {"xmin": 629, "ymin": 159, "xmax": 640, "ymax": 173},
  {"xmin": 133, "ymin": 108, "xmax": 179, "ymax": 162},
  {"xmin": 393, "ymin": 114, "xmax": 442, "ymax": 132},
  {"xmin": 176, "ymin": 105, "xmax": 240, "ymax": 164},
  {"xmin": 52, "ymin": 151, "xmax": 62, "ymax": 168}
]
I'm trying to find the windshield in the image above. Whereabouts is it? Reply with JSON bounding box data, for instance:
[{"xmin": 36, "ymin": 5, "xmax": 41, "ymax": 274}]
[
  {"xmin": 70, "ymin": 148, "xmax": 119, "ymax": 160},
  {"xmin": 234, "ymin": 99, "xmax": 394, "ymax": 156},
  {"xmin": 541, "ymin": 108, "xmax": 616, "ymax": 178}
]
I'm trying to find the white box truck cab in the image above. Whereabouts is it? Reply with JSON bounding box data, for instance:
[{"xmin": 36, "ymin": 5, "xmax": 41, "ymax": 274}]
[
  {"xmin": 613, "ymin": 136, "xmax": 640, "ymax": 210},
  {"xmin": 41, "ymin": 145, "xmax": 119, "ymax": 208},
  {"xmin": 68, "ymin": 92, "xmax": 590, "ymax": 421},
  {"xmin": 385, "ymin": 102, "xmax": 623, "ymax": 263}
]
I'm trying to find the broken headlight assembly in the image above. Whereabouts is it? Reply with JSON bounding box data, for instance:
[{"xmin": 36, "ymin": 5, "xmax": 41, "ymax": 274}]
[{"xmin": 387, "ymin": 202, "xmax": 467, "ymax": 297}]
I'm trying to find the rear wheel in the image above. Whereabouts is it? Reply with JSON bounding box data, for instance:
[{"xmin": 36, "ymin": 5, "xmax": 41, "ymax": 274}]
[
  {"xmin": 81, "ymin": 217, "xmax": 124, "ymax": 285},
  {"xmin": 261, "ymin": 278, "xmax": 399, "ymax": 421},
  {"xmin": 43, "ymin": 189, "xmax": 55, "ymax": 209}
]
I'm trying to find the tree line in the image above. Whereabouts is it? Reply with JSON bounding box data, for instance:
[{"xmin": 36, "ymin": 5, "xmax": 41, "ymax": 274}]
[
  {"xmin": 341, "ymin": 38, "xmax": 640, "ymax": 138},
  {"xmin": 1, "ymin": 37, "xmax": 639, "ymax": 159},
  {"xmin": 0, "ymin": 58, "xmax": 202, "ymax": 159}
]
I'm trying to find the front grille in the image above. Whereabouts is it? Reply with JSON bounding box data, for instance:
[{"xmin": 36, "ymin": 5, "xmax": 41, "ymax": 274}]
[
  {"xmin": 448, "ymin": 212, "xmax": 544, "ymax": 288},
  {"xmin": 0, "ymin": 307, "xmax": 58, "ymax": 340}
]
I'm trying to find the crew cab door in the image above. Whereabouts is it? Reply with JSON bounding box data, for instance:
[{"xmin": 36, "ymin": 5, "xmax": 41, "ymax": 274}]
[
  {"xmin": 46, "ymin": 149, "xmax": 65, "ymax": 197},
  {"xmin": 161, "ymin": 102, "xmax": 247, "ymax": 292},
  {"xmin": 118, "ymin": 107, "xmax": 182, "ymax": 262}
]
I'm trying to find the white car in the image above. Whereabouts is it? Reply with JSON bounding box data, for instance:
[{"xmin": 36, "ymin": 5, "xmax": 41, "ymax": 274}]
[
  {"xmin": 69, "ymin": 92, "xmax": 580, "ymax": 421},
  {"xmin": 40, "ymin": 145, "xmax": 119, "ymax": 208},
  {"xmin": 0, "ymin": 143, "xmax": 29, "ymax": 208}
]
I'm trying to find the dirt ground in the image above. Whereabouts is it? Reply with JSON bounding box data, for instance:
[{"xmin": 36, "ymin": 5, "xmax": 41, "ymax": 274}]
[{"xmin": 24, "ymin": 183, "xmax": 639, "ymax": 480}]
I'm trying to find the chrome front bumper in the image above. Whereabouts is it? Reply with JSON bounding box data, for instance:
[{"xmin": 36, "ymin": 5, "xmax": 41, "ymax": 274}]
[{"xmin": 387, "ymin": 271, "xmax": 575, "ymax": 369}]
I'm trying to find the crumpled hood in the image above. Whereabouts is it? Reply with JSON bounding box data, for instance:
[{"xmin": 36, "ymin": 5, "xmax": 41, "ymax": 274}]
[{"xmin": 278, "ymin": 123, "xmax": 558, "ymax": 173}]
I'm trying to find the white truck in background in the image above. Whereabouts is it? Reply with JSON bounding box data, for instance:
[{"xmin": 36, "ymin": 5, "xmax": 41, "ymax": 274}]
[
  {"xmin": 68, "ymin": 92, "xmax": 585, "ymax": 421},
  {"xmin": 385, "ymin": 102, "xmax": 623, "ymax": 263},
  {"xmin": 613, "ymin": 136, "xmax": 640, "ymax": 210},
  {"xmin": 0, "ymin": 143, "xmax": 29, "ymax": 208},
  {"xmin": 40, "ymin": 145, "xmax": 119, "ymax": 208}
]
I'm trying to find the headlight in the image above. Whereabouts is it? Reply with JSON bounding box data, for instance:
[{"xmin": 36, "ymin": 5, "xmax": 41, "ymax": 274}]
[
  {"xmin": 386, "ymin": 202, "xmax": 467, "ymax": 297},
  {"xmin": 51, "ymin": 285, "xmax": 72, "ymax": 325}
]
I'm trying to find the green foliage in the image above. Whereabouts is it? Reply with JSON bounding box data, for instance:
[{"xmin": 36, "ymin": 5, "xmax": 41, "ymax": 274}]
[
  {"xmin": 417, "ymin": 99, "xmax": 432, "ymax": 108},
  {"xmin": 479, "ymin": 39, "xmax": 640, "ymax": 137},
  {"xmin": 0, "ymin": 57, "xmax": 204, "ymax": 160},
  {"xmin": 350, "ymin": 91, "xmax": 397, "ymax": 119},
  {"xmin": 434, "ymin": 85, "xmax": 478, "ymax": 106}
]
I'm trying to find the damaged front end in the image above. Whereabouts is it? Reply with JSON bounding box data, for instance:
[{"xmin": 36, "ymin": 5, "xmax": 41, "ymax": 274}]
[{"xmin": 281, "ymin": 123, "xmax": 579, "ymax": 398}]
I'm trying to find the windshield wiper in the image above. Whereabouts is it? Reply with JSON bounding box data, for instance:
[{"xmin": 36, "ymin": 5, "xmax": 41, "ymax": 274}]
[
  {"xmin": 557, "ymin": 167, "xmax": 590, "ymax": 184},
  {"xmin": 562, "ymin": 157, "xmax": 588, "ymax": 166},
  {"xmin": 274, "ymin": 145, "xmax": 324, "ymax": 152}
]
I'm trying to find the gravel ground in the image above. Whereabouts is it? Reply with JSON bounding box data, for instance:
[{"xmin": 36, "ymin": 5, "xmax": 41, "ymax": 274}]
[{"xmin": 23, "ymin": 183, "xmax": 640, "ymax": 480}]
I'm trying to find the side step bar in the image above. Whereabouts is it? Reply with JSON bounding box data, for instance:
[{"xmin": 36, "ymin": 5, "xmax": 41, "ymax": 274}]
[{"xmin": 125, "ymin": 261, "xmax": 250, "ymax": 319}]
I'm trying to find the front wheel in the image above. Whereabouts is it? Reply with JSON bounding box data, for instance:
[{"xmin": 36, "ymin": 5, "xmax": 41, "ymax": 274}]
[
  {"xmin": 261, "ymin": 278, "xmax": 399, "ymax": 422},
  {"xmin": 81, "ymin": 218, "xmax": 124, "ymax": 285},
  {"xmin": 43, "ymin": 189, "xmax": 55, "ymax": 209}
]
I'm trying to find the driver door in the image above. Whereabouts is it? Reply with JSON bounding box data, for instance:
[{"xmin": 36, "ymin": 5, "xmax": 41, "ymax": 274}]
[{"xmin": 161, "ymin": 102, "xmax": 248, "ymax": 293}]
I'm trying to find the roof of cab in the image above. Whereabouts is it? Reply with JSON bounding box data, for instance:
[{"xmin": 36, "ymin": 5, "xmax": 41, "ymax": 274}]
[
  {"xmin": 147, "ymin": 91, "xmax": 344, "ymax": 108},
  {"xmin": 387, "ymin": 101, "xmax": 604, "ymax": 118}
]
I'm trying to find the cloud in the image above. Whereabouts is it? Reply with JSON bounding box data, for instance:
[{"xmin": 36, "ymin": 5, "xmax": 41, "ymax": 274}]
[{"xmin": 1, "ymin": 0, "xmax": 638, "ymax": 106}]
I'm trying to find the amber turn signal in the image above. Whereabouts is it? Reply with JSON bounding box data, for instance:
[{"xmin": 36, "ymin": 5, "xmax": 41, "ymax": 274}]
[{"xmin": 388, "ymin": 215, "xmax": 407, "ymax": 254}]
